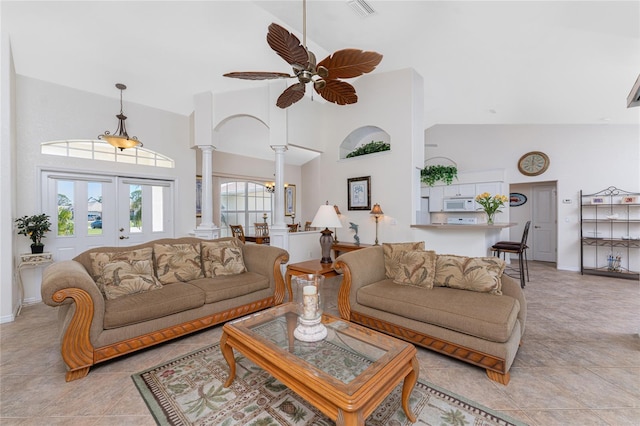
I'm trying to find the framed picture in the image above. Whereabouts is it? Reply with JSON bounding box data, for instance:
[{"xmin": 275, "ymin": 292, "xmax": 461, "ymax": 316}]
[
  {"xmin": 196, "ymin": 175, "xmax": 202, "ymax": 217},
  {"xmin": 591, "ymin": 197, "xmax": 605, "ymax": 204},
  {"xmin": 285, "ymin": 185, "xmax": 296, "ymax": 216},
  {"xmin": 621, "ymin": 196, "xmax": 637, "ymax": 204},
  {"xmin": 347, "ymin": 176, "xmax": 371, "ymax": 211}
]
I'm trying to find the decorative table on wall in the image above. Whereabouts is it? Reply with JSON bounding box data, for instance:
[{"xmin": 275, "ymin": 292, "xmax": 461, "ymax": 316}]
[{"xmin": 15, "ymin": 252, "xmax": 53, "ymax": 316}]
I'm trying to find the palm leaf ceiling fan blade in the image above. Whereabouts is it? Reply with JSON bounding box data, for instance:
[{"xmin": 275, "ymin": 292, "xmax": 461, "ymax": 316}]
[
  {"xmin": 266, "ymin": 23, "xmax": 309, "ymax": 69},
  {"xmin": 223, "ymin": 71, "xmax": 294, "ymax": 80},
  {"xmin": 314, "ymin": 79, "xmax": 358, "ymax": 105},
  {"xmin": 277, "ymin": 82, "xmax": 306, "ymax": 108},
  {"xmin": 317, "ymin": 49, "xmax": 383, "ymax": 80}
]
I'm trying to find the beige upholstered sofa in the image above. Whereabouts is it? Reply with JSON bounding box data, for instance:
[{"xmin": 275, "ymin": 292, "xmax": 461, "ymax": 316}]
[
  {"xmin": 335, "ymin": 244, "xmax": 526, "ymax": 385},
  {"xmin": 41, "ymin": 237, "xmax": 288, "ymax": 382}
]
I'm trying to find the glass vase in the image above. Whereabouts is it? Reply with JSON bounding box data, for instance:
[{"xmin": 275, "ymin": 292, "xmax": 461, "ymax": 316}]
[{"xmin": 486, "ymin": 212, "xmax": 495, "ymax": 225}]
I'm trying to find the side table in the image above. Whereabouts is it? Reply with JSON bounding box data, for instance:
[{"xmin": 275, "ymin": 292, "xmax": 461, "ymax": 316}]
[
  {"xmin": 284, "ymin": 259, "xmax": 339, "ymax": 302},
  {"xmin": 15, "ymin": 252, "xmax": 54, "ymax": 316},
  {"xmin": 332, "ymin": 242, "xmax": 373, "ymax": 258}
]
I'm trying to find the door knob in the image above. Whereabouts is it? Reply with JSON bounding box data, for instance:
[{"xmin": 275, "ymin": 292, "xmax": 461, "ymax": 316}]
[
  {"xmin": 119, "ymin": 235, "xmax": 129, "ymax": 240},
  {"xmin": 534, "ymin": 225, "xmax": 541, "ymax": 229},
  {"xmin": 119, "ymin": 228, "xmax": 125, "ymax": 232}
]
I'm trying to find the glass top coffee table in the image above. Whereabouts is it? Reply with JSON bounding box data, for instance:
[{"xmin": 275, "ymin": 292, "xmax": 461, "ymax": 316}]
[{"xmin": 220, "ymin": 303, "xmax": 418, "ymax": 425}]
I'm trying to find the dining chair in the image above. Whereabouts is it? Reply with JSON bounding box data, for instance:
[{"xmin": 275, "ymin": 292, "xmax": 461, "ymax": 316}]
[
  {"xmin": 304, "ymin": 221, "xmax": 312, "ymax": 231},
  {"xmin": 287, "ymin": 223, "xmax": 298, "ymax": 232},
  {"xmin": 491, "ymin": 221, "xmax": 530, "ymax": 288},
  {"xmin": 230, "ymin": 224, "xmax": 245, "ymax": 242},
  {"xmin": 254, "ymin": 223, "xmax": 269, "ymax": 236}
]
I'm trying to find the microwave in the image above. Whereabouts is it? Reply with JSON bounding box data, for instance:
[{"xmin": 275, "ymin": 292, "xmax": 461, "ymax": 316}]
[{"xmin": 443, "ymin": 197, "xmax": 475, "ymax": 212}]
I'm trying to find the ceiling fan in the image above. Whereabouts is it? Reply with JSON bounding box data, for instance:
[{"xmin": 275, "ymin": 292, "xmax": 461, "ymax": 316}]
[{"xmin": 223, "ymin": 0, "xmax": 382, "ymax": 109}]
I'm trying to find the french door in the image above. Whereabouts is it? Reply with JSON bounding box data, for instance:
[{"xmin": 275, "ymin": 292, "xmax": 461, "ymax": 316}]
[{"xmin": 41, "ymin": 171, "xmax": 174, "ymax": 261}]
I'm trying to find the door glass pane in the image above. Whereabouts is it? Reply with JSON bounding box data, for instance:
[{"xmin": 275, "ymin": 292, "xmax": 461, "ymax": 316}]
[
  {"xmin": 152, "ymin": 186, "xmax": 164, "ymax": 232},
  {"xmin": 57, "ymin": 181, "xmax": 75, "ymax": 236},
  {"xmin": 88, "ymin": 182, "xmax": 103, "ymax": 235},
  {"xmin": 129, "ymin": 185, "xmax": 142, "ymax": 233}
]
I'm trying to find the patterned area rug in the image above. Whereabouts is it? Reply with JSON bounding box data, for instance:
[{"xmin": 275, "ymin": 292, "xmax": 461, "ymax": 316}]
[{"xmin": 132, "ymin": 343, "xmax": 527, "ymax": 426}]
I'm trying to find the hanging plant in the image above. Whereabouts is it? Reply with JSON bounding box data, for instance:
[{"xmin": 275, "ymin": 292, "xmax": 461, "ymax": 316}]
[
  {"xmin": 346, "ymin": 140, "xmax": 390, "ymax": 158},
  {"xmin": 420, "ymin": 165, "xmax": 458, "ymax": 186}
]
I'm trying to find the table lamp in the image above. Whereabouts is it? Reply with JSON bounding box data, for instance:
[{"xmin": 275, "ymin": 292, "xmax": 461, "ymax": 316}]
[
  {"xmin": 311, "ymin": 201, "xmax": 343, "ymax": 263},
  {"xmin": 370, "ymin": 203, "xmax": 384, "ymax": 245}
]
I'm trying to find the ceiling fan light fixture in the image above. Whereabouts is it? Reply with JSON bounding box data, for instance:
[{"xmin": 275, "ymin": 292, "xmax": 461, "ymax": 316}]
[{"xmin": 98, "ymin": 83, "xmax": 143, "ymax": 151}]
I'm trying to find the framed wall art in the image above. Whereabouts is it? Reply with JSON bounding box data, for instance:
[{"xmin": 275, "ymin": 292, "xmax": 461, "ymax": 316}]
[
  {"xmin": 196, "ymin": 175, "xmax": 202, "ymax": 217},
  {"xmin": 347, "ymin": 176, "xmax": 371, "ymax": 211},
  {"xmin": 285, "ymin": 184, "xmax": 296, "ymax": 216}
]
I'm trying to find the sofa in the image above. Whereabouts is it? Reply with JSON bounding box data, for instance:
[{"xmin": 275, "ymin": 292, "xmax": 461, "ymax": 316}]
[
  {"xmin": 334, "ymin": 243, "xmax": 526, "ymax": 385},
  {"xmin": 41, "ymin": 237, "xmax": 289, "ymax": 382}
]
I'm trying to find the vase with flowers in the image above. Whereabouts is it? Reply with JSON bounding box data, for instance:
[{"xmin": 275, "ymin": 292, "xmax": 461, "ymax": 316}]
[
  {"xmin": 475, "ymin": 193, "xmax": 508, "ymax": 225},
  {"xmin": 16, "ymin": 214, "xmax": 52, "ymax": 254}
]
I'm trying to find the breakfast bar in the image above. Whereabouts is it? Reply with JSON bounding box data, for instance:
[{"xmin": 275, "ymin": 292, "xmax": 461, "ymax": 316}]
[{"xmin": 410, "ymin": 223, "xmax": 517, "ymax": 257}]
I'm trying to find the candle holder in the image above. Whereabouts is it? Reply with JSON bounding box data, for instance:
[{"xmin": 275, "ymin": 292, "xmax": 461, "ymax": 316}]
[{"xmin": 293, "ymin": 274, "xmax": 326, "ymax": 342}]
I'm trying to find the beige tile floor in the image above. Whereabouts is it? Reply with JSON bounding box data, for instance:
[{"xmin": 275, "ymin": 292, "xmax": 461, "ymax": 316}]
[{"xmin": 1, "ymin": 261, "xmax": 638, "ymax": 425}]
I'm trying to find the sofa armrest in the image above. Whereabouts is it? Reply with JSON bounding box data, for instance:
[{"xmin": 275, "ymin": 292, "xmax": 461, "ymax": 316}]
[
  {"xmin": 500, "ymin": 274, "xmax": 527, "ymax": 335},
  {"xmin": 241, "ymin": 244, "xmax": 289, "ymax": 304},
  {"xmin": 41, "ymin": 260, "xmax": 103, "ymax": 381},
  {"xmin": 334, "ymin": 246, "xmax": 386, "ymax": 320}
]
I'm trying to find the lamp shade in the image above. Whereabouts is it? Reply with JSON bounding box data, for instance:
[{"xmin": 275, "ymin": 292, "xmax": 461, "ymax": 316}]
[
  {"xmin": 370, "ymin": 203, "xmax": 384, "ymax": 216},
  {"xmin": 311, "ymin": 204, "xmax": 342, "ymax": 229}
]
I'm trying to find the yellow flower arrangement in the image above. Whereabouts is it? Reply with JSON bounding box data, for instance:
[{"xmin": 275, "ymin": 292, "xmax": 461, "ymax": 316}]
[{"xmin": 475, "ymin": 193, "xmax": 508, "ymax": 224}]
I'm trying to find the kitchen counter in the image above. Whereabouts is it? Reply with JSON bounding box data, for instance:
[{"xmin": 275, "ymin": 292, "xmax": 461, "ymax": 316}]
[
  {"xmin": 410, "ymin": 223, "xmax": 516, "ymax": 257},
  {"xmin": 411, "ymin": 223, "xmax": 517, "ymax": 230}
]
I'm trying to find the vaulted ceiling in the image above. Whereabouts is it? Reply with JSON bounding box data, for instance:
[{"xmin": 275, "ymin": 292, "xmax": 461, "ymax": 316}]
[{"xmin": 3, "ymin": 1, "xmax": 639, "ymax": 162}]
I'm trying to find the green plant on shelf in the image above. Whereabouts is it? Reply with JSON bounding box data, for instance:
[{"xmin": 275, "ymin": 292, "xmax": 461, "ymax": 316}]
[
  {"xmin": 346, "ymin": 141, "xmax": 390, "ymax": 158},
  {"xmin": 420, "ymin": 165, "xmax": 458, "ymax": 186}
]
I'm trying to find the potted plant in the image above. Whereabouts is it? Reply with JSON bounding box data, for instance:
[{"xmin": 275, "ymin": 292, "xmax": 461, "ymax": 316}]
[
  {"xmin": 475, "ymin": 193, "xmax": 508, "ymax": 224},
  {"xmin": 16, "ymin": 214, "xmax": 52, "ymax": 254},
  {"xmin": 420, "ymin": 165, "xmax": 458, "ymax": 186},
  {"xmin": 346, "ymin": 140, "xmax": 391, "ymax": 158}
]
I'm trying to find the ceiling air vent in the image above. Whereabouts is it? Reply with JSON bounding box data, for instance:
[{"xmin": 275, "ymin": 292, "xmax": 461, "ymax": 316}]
[
  {"xmin": 348, "ymin": 0, "xmax": 376, "ymax": 17},
  {"xmin": 627, "ymin": 74, "xmax": 640, "ymax": 108}
]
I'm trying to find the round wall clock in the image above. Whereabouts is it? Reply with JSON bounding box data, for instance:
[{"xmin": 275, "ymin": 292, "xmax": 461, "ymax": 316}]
[{"xmin": 518, "ymin": 151, "xmax": 550, "ymax": 176}]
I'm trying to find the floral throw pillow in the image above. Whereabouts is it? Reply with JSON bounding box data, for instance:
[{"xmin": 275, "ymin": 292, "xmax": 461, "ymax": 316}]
[
  {"xmin": 89, "ymin": 247, "xmax": 154, "ymax": 294},
  {"xmin": 154, "ymin": 243, "xmax": 204, "ymax": 284},
  {"xmin": 201, "ymin": 239, "xmax": 246, "ymax": 277},
  {"xmin": 383, "ymin": 242, "xmax": 425, "ymax": 279},
  {"xmin": 434, "ymin": 254, "xmax": 505, "ymax": 295},
  {"xmin": 393, "ymin": 250, "xmax": 437, "ymax": 289},
  {"xmin": 102, "ymin": 260, "xmax": 163, "ymax": 300}
]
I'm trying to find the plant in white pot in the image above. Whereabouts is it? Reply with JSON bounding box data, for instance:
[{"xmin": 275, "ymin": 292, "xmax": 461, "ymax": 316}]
[{"xmin": 16, "ymin": 214, "xmax": 52, "ymax": 254}]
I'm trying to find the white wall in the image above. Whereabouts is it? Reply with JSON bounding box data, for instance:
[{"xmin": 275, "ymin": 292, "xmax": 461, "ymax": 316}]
[
  {"xmin": 5, "ymin": 77, "xmax": 193, "ymax": 320},
  {"xmin": 301, "ymin": 68, "xmax": 425, "ymax": 246},
  {"xmin": 0, "ymin": 34, "xmax": 18, "ymax": 322},
  {"xmin": 424, "ymin": 124, "xmax": 640, "ymax": 271}
]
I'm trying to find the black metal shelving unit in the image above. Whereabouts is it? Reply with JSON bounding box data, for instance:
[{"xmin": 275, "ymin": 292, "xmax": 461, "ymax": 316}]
[{"xmin": 580, "ymin": 187, "xmax": 640, "ymax": 280}]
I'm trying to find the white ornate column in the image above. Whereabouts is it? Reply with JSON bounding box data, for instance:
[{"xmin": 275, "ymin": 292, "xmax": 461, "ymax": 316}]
[
  {"xmin": 193, "ymin": 92, "xmax": 219, "ymax": 239},
  {"xmin": 272, "ymin": 145, "xmax": 287, "ymax": 228}
]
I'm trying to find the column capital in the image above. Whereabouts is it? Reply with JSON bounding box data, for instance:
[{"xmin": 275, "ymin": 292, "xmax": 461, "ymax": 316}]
[{"xmin": 270, "ymin": 145, "xmax": 288, "ymax": 153}]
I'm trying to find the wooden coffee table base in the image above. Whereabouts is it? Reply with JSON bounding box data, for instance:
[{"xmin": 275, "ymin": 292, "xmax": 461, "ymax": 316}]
[{"xmin": 220, "ymin": 307, "xmax": 418, "ymax": 425}]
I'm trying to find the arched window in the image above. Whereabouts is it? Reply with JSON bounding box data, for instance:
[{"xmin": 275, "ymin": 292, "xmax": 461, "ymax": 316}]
[
  {"xmin": 220, "ymin": 181, "xmax": 272, "ymax": 237},
  {"xmin": 41, "ymin": 140, "xmax": 174, "ymax": 168}
]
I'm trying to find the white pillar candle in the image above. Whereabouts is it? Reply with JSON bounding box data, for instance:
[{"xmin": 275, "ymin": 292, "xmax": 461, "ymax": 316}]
[{"xmin": 302, "ymin": 285, "xmax": 318, "ymax": 319}]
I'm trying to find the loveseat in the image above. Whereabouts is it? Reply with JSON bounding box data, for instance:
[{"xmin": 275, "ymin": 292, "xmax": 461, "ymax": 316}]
[
  {"xmin": 41, "ymin": 237, "xmax": 289, "ymax": 381},
  {"xmin": 335, "ymin": 243, "xmax": 526, "ymax": 385}
]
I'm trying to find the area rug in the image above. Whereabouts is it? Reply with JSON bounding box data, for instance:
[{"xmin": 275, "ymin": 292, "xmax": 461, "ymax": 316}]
[{"xmin": 132, "ymin": 343, "xmax": 527, "ymax": 426}]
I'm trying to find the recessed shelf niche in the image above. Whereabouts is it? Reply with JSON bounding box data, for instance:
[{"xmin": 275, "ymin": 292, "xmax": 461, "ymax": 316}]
[{"xmin": 339, "ymin": 126, "xmax": 391, "ymax": 160}]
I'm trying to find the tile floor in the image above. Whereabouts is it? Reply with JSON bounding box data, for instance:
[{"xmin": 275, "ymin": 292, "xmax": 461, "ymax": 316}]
[{"xmin": 1, "ymin": 261, "xmax": 638, "ymax": 425}]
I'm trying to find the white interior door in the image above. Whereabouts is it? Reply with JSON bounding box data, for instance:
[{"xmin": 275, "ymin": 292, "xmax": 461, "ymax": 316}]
[
  {"xmin": 42, "ymin": 172, "xmax": 174, "ymax": 260},
  {"xmin": 532, "ymin": 184, "xmax": 557, "ymax": 262}
]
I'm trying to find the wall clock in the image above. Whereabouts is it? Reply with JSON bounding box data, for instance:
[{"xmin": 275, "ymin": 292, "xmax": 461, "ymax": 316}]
[{"xmin": 518, "ymin": 151, "xmax": 549, "ymax": 176}]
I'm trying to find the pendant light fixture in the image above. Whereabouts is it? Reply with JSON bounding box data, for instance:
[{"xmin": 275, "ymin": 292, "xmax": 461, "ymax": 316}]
[{"xmin": 99, "ymin": 83, "xmax": 142, "ymax": 151}]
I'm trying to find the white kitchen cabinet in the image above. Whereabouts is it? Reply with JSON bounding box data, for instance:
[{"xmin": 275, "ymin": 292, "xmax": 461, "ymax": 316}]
[
  {"xmin": 443, "ymin": 184, "xmax": 476, "ymax": 198},
  {"xmin": 428, "ymin": 186, "xmax": 444, "ymax": 212},
  {"xmin": 475, "ymin": 182, "xmax": 504, "ymax": 197}
]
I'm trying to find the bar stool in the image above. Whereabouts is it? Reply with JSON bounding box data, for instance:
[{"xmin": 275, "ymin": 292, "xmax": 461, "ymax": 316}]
[{"xmin": 491, "ymin": 221, "xmax": 530, "ymax": 288}]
